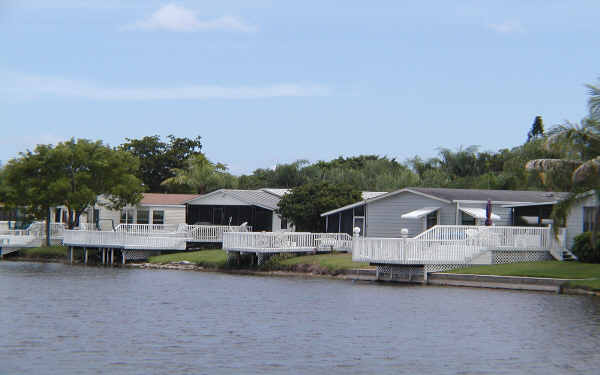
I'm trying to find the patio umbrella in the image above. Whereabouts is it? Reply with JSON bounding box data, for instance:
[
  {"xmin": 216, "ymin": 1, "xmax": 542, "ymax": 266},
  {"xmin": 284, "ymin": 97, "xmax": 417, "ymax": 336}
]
[{"xmin": 485, "ymin": 199, "xmax": 492, "ymax": 226}]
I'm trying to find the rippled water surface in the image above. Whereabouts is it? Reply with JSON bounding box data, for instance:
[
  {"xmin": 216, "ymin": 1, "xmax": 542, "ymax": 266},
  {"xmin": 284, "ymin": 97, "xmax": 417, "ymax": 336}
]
[{"xmin": 1, "ymin": 261, "xmax": 600, "ymax": 374}]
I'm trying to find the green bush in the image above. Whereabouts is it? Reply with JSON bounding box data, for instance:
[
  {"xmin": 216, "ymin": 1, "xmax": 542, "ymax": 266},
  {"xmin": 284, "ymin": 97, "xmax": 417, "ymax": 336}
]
[{"xmin": 572, "ymin": 232, "xmax": 600, "ymax": 263}]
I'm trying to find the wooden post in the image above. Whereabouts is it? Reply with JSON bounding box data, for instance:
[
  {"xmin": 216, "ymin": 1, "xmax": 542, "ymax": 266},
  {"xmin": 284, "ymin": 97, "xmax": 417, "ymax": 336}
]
[
  {"xmin": 122, "ymin": 251, "xmax": 126, "ymax": 265},
  {"xmin": 84, "ymin": 248, "xmax": 88, "ymax": 264},
  {"xmin": 70, "ymin": 247, "xmax": 73, "ymax": 264},
  {"xmin": 111, "ymin": 249, "xmax": 114, "ymax": 265},
  {"xmin": 102, "ymin": 248, "xmax": 105, "ymax": 264}
]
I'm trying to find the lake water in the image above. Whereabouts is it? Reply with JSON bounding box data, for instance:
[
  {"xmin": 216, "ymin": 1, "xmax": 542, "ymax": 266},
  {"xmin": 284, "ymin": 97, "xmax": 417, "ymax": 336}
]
[{"xmin": 1, "ymin": 261, "xmax": 600, "ymax": 374}]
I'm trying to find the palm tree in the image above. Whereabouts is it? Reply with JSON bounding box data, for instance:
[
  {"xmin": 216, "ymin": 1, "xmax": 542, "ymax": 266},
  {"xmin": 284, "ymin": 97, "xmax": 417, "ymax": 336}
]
[
  {"xmin": 161, "ymin": 154, "xmax": 237, "ymax": 194},
  {"xmin": 526, "ymin": 84, "xmax": 600, "ymax": 247}
]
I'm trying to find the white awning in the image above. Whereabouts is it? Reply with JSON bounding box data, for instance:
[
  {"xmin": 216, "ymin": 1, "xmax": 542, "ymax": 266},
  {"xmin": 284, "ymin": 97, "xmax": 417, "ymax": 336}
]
[
  {"xmin": 459, "ymin": 207, "xmax": 501, "ymax": 220},
  {"xmin": 519, "ymin": 216, "xmax": 553, "ymax": 225},
  {"xmin": 401, "ymin": 207, "xmax": 440, "ymax": 219}
]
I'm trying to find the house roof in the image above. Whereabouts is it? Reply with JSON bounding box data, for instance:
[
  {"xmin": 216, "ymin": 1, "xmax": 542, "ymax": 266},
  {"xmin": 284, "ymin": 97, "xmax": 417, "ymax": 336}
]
[
  {"xmin": 185, "ymin": 189, "xmax": 282, "ymax": 210},
  {"xmin": 140, "ymin": 193, "xmax": 201, "ymax": 206},
  {"xmin": 407, "ymin": 187, "xmax": 569, "ymax": 203},
  {"xmin": 321, "ymin": 187, "xmax": 569, "ymax": 217}
]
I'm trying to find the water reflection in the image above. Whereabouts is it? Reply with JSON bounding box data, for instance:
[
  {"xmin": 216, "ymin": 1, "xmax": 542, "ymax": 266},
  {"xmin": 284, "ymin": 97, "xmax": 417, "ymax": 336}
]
[{"xmin": 1, "ymin": 261, "xmax": 599, "ymax": 375}]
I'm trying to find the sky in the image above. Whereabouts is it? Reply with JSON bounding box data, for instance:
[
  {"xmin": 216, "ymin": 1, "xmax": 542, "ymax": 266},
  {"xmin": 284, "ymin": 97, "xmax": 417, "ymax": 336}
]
[{"xmin": 1, "ymin": 1, "xmax": 599, "ymax": 175}]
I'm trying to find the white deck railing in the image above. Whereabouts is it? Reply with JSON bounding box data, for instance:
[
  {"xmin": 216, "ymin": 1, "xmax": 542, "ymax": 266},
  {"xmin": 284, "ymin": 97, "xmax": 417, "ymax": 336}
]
[
  {"xmin": 185, "ymin": 225, "xmax": 252, "ymax": 242},
  {"xmin": 353, "ymin": 225, "xmax": 566, "ymax": 264},
  {"xmin": 0, "ymin": 222, "xmax": 65, "ymax": 248},
  {"xmin": 223, "ymin": 232, "xmax": 352, "ymax": 253},
  {"xmin": 115, "ymin": 223, "xmax": 181, "ymax": 233},
  {"xmin": 63, "ymin": 230, "xmax": 187, "ymax": 250}
]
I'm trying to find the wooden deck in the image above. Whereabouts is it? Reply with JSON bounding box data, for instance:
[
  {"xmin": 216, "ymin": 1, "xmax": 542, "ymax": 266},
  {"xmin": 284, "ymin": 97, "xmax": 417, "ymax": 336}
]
[{"xmin": 352, "ymin": 225, "xmax": 566, "ymax": 265}]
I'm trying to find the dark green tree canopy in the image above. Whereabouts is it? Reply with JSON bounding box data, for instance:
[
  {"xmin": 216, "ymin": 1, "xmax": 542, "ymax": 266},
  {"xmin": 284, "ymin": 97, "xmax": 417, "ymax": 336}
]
[
  {"xmin": 527, "ymin": 116, "xmax": 545, "ymax": 142},
  {"xmin": 119, "ymin": 135, "xmax": 202, "ymax": 192},
  {"xmin": 277, "ymin": 182, "xmax": 362, "ymax": 232},
  {"xmin": 3, "ymin": 138, "xmax": 144, "ymax": 230}
]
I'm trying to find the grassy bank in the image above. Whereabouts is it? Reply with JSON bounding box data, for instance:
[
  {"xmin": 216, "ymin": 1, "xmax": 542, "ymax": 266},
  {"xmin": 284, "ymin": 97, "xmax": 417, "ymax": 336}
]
[
  {"xmin": 12, "ymin": 246, "xmax": 68, "ymax": 260},
  {"xmin": 148, "ymin": 250, "xmax": 371, "ymax": 274},
  {"xmin": 273, "ymin": 253, "xmax": 372, "ymax": 274},
  {"xmin": 449, "ymin": 261, "xmax": 600, "ymax": 291},
  {"xmin": 149, "ymin": 250, "xmax": 228, "ymax": 269}
]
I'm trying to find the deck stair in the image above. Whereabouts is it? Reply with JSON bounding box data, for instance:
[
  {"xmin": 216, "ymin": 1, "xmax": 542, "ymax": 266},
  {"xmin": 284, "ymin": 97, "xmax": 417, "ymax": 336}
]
[{"xmin": 353, "ymin": 225, "xmax": 569, "ymax": 266}]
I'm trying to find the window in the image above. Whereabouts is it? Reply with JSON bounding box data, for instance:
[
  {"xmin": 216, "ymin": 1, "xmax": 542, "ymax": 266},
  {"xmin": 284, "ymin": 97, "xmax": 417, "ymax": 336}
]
[
  {"xmin": 120, "ymin": 208, "xmax": 134, "ymax": 224},
  {"xmin": 584, "ymin": 207, "xmax": 597, "ymax": 232},
  {"xmin": 461, "ymin": 213, "xmax": 476, "ymax": 226},
  {"xmin": 153, "ymin": 210, "xmax": 164, "ymax": 225},
  {"xmin": 54, "ymin": 208, "xmax": 62, "ymax": 223},
  {"xmin": 137, "ymin": 209, "xmax": 149, "ymax": 224},
  {"xmin": 426, "ymin": 211, "xmax": 438, "ymax": 229},
  {"xmin": 280, "ymin": 217, "xmax": 288, "ymax": 229}
]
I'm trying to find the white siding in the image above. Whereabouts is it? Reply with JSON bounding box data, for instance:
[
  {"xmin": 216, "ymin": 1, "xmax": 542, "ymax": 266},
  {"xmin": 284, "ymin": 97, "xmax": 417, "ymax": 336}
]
[
  {"xmin": 565, "ymin": 194, "xmax": 597, "ymax": 249},
  {"xmin": 163, "ymin": 206, "xmax": 186, "ymax": 225}
]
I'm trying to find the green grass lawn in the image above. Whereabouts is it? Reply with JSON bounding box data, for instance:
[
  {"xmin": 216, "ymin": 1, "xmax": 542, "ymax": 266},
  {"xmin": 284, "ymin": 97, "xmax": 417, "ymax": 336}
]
[
  {"xmin": 276, "ymin": 252, "xmax": 372, "ymax": 272},
  {"xmin": 449, "ymin": 261, "xmax": 600, "ymax": 280},
  {"xmin": 17, "ymin": 246, "xmax": 68, "ymax": 259},
  {"xmin": 148, "ymin": 250, "xmax": 228, "ymax": 269},
  {"xmin": 148, "ymin": 250, "xmax": 371, "ymax": 273}
]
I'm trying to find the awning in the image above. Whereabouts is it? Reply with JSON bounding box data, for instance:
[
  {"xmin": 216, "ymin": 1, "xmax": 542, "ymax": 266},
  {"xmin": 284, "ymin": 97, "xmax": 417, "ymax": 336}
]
[
  {"xmin": 401, "ymin": 207, "xmax": 440, "ymax": 219},
  {"xmin": 519, "ymin": 216, "xmax": 554, "ymax": 225},
  {"xmin": 459, "ymin": 207, "xmax": 501, "ymax": 220}
]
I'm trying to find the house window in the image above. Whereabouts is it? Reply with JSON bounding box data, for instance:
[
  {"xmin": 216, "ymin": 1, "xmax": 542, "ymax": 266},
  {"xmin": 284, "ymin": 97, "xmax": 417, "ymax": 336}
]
[
  {"xmin": 584, "ymin": 207, "xmax": 597, "ymax": 232},
  {"xmin": 137, "ymin": 209, "xmax": 149, "ymax": 224},
  {"xmin": 426, "ymin": 211, "xmax": 438, "ymax": 229},
  {"xmin": 153, "ymin": 210, "xmax": 164, "ymax": 225},
  {"xmin": 461, "ymin": 213, "xmax": 476, "ymax": 226},
  {"xmin": 54, "ymin": 208, "xmax": 62, "ymax": 223},
  {"xmin": 281, "ymin": 217, "xmax": 288, "ymax": 229},
  {"xmin": 120, "ymin": 208, "xmax": 134, "ymax": 224}
]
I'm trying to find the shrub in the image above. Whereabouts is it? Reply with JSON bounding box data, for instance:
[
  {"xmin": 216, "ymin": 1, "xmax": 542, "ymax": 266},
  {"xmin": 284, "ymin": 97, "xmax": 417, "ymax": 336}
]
[{"xmin": 572, "ymin": 232, "xmax": 600, "ymax": 263}]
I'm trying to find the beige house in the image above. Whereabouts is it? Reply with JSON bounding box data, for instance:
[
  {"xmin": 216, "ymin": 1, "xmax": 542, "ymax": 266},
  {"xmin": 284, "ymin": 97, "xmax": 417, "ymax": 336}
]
[{"xmin": 51, "ymin": 193, "xmax": 200, "ymax": 230}]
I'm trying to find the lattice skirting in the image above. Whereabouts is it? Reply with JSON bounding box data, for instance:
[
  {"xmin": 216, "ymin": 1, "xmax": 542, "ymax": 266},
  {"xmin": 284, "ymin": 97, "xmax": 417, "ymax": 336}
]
[
  {"xmin": 424, "ymin": 264, "xmax": 472, "ymax": 273},
  {"xmin": 491, "ymin": 251, "xmax": 552, "ymax": 264},
  {"xmin": 375, "ymin": 264, "xmax": 424, "ymax": 282},
  {"xmin": 122, "ymin": 250, "xmax": 155, "ymax": 261}
]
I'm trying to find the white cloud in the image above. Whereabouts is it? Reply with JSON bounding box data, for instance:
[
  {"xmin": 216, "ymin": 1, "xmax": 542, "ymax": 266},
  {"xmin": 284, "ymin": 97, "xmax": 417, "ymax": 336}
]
[
  {"xmin": 0, "ymin": 72, "xmax": 330, "ymax": 101},
  {"xmin": 123, "ymin": 4, "xmax": 256, "ymax": 32},
  {"xmin": 487, "ymin": 20, "xmax": 524, "ymax": 34}
]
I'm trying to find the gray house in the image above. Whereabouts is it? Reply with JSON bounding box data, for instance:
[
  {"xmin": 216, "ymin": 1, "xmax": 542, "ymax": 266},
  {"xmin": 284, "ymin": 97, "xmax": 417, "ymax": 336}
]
[
  {"xmin": 321, "ymin": 187, "xmax": 568, "ymax": 238},
  {"xmin": 506, "ymin": 190, "xmax": 598, "ymax": 249},
  {"xmin": 185, "ymin": 189, "xmax": 291, "ymax": 232}
]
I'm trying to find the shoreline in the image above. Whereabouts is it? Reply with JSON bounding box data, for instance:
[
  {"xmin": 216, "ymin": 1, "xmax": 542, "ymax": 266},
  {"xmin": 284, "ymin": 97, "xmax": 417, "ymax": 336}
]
[{"xmin": 3, "ymin": 257, "xmax": 599, "ymax": 296}]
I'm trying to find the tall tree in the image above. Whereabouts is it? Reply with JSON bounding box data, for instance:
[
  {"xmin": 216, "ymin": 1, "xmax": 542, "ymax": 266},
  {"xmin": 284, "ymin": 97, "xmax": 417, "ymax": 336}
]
[
  {"xmin": 119, "ymin": 135, "xmax": 202, "ymax": 192},
  {"xmin": 161, "ymin": 154, "xmax": 237, "ymax": 194},
  {"xmin": 3, "ymin": 139, "xmax": 145, "ymax": 241},
  {"xmin": 277, "ymin": 182, "xmax": 362, "ymax": 232},
  {"xmin": 527, "ymin": 116, "xmax": 545, "ymax": 142},
  {"xmin": 526, "ymin": 97, "xmax": 600, "ymax": 249}
]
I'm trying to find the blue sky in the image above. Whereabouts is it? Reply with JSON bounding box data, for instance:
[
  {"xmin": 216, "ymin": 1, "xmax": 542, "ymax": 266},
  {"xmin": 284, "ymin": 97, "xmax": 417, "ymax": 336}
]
[{"xmin": 1, "ymin": 1, "xmax": 598, "ymax": 174}]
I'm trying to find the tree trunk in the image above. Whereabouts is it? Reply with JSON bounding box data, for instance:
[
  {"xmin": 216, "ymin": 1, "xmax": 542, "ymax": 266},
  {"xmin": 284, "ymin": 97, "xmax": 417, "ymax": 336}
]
[
  {"xmin": 45, "ymin": 207, "xmax": 51, "ymax": 247},
  {"xmin": 592, "ymin": 190, "xmax": 600, "ymax": 250}
]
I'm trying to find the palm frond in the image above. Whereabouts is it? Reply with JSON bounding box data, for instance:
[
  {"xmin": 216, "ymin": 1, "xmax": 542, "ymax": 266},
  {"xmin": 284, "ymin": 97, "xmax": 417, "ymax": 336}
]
[
  {"xmin": 587, "ymin": 83, "xmax": 600, "ymax": 120},
  {"xmin": 525, "ymin": 159, "xmax": 581, "ymax": 171},
  {"xmin": 573, "ymin": 157, "xmax": 600, "ymax": 184}
]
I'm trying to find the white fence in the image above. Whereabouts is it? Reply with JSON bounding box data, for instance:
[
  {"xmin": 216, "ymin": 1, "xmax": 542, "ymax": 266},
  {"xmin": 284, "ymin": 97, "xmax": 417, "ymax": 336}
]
[
  {"xmin": 186, "ymin": 225, "xmax": 251, "ymax": 242},
  {"xmin": 223, "ymin": 232, "xmax": 352, "ymax": 253},
  {"xmin": 115, "ymin": 223, "xmax": 181, "ymax": 234},
  {"xmin": 352, "ymin": 225, "xmax": 566, "ymax": 264},
  {"xmin": 63, "ymin": 230, "xmax": 187, "ymax": 250}
]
